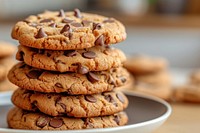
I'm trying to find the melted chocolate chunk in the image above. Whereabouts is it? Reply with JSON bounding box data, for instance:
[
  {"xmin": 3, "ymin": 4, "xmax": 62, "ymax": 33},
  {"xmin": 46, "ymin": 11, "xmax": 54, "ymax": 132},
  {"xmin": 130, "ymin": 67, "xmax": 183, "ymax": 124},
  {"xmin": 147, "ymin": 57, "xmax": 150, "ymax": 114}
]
[
  {"xmin": 82, "ymin": 51, "xmax": 96, "ymax": 59},
  {"xmin": 82, "ymin": 20, "xmax": 92, "ymax": 27},
  {"xmin": 95, "ymin": 35, "xmax": 104, "ymax": 46},
  {"xmin": 71, "ymin": 22, "xmax": 82, "ymax": 27},
  {"xmin": 60, "ymin": 24, "xmax": 72, "ymax": 34},
  {"xmin": 58, "ymin": 9, "xmax": 65, "ymax": 17},
  {"xmin": 40, "ymin": 19, "xmax": 53, "ymax": 23},
  {"xmin": 35, "ymin": 28, "xmax": 47, "ymax": 39},
  {"xmin": 55, "ymin": 83, "xmax": 63, "ymax": 88},
  {"xmin": 49, "ymin": 118, "xmax": 64, "ymax": 128},
  {"xmin": 78, "ymin": 65, "xmax": 89, "ymax": 74},
  {"xmin": 87, "ymin": 72, "xmax": 99, "ymax": 83},
  {"xmin": 93, "ymin": 23, "xmax": 102, "ymax": 30},
  {"xmin": 36, "ymin": 116, "xmax": 50, "ymax": 128},
  {"xmin": 49, "ymin": 23, "xmax": 56, "ymax": 28},
  {"xmin": 116, "ymin": 93, "xmax": 125, "ymax": 103},
  {"xmin": 113, "ymin": 115, "xmax": 120, "ymax": 125},
  {"xmin": 85, "ymin": 95, "xmax": 97, "ymax": 103},
  {"xmin": 62, "ymin": 18, "xmax": 73, "ymax": 23},
  {"xmin": 64, "ymin": 50, "xmax": 77, "ymax": 57},
  {"xmin": 27, "ymin": 70, "xmax": 43, "ymax": 79},
  {"xmin": 74, "ymin": 8, "xmax": 82, "ymax": 18}
]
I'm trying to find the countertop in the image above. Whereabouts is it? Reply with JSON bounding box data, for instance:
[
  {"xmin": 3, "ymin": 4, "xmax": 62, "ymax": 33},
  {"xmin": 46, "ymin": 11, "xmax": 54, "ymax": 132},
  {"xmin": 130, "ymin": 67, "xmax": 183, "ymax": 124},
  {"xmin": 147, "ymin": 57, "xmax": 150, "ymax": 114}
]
[{"xmin": 155, "ymin": 102, "xmax": 200, "ymax": 133}]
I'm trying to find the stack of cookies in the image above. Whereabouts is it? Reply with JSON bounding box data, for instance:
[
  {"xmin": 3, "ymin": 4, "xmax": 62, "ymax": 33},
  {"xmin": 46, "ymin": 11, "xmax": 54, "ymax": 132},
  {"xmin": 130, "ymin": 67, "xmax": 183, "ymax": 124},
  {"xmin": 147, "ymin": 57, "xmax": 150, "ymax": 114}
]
[
  {"xmin": 0, "ymin": 42, "xmax": 17, "ymax": 92},
  {"xmin": 7, "ymin": 9, "xmax": 130, "ymax": 130},
  {"xmin": 124, "ymin": 55, "xmax": 172, "ymax": 100}
]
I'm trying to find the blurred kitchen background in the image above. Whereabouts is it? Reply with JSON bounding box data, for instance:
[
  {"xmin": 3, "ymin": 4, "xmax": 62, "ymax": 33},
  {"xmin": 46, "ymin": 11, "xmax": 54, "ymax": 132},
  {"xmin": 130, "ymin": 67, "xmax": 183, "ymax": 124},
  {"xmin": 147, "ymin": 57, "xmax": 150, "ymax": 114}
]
[{"xmin": 1, "ymin": 0, "xmax": 200, "ymax": 68}]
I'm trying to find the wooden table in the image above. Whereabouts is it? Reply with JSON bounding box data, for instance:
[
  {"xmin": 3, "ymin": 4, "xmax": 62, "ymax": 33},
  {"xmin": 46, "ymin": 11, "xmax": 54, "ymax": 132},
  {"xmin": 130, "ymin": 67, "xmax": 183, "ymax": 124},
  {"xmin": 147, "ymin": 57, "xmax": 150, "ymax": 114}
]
[{"xmin": 155, "ymin": 102, "xmax": 200, "ymax": 133}]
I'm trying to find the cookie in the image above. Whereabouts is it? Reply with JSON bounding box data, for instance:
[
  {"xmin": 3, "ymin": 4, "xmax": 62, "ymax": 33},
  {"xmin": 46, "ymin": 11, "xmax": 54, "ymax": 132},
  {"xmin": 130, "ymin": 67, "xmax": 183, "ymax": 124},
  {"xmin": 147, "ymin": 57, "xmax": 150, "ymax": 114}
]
[
  {"xmin": 12, "ymin": 9, "xmax": 126, "ymax": 50},
  {"xmin": 8, "ymin": 107, "xmax": 128, "ymax": 130},
  {"xmin": 12, "ymin": 88, "xmax": 128, "ymax": 117},
  {"xmin": 134, "ymin": 82, "xmax": 172, "ymax": 100},
  {"xmin": 116, "ymin": 75, "xmax": 134, "ymax": 91},
  {"xmin": 174, "ymin": 84, "xmax": 200, "ymax": 103},
  {"xmin": 189, "ymin": 70, "xmax": 200, "ymax": 85},
  {"xmin": 8, "ymin": 63, "xmax": 129, "ymax": 94},
  {"xmin": 135, "ymin": 71, "xmax": 171, "ymax": 86},
  {"xmin": 0, "ymin": 41, "xmax": 16, "ymax": 58},
  {"xmin": 0, "ymin": 79, "xmax": 17, "ymax": 92},
  {"xmin": 0, "ymin": 57, "xmax": 16, "ymax": 81},
  {"xmin": 16, "ymin": 45, "xmax": 126, "ymax": 72},
  {"xmin": 124, "ymin": 55, "xmax": 167, "ymax": 75}
]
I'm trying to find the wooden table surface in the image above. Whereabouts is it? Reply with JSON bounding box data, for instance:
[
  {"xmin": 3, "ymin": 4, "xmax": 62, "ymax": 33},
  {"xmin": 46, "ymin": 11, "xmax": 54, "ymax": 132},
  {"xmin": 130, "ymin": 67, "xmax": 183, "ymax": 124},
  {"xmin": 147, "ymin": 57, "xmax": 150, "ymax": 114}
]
[{"xmin": 155, "ymin": 102, "xmax": 200, "ymax": 133}]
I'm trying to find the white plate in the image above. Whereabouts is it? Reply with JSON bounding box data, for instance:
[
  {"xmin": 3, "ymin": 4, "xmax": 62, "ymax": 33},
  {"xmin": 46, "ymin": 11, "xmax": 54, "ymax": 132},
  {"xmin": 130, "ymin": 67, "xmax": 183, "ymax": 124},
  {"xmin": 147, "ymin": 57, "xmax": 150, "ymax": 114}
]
[{"xmin": 0, "ymin": 91, "xmax": 171, "ymax": 133}]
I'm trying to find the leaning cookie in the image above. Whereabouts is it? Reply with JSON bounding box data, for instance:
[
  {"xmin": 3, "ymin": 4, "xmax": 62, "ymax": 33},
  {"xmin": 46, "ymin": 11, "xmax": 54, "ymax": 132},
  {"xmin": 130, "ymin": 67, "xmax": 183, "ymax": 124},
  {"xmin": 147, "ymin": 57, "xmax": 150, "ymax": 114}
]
[
  {"xmin": 16, "ymin": 45, "xmax": 126, "ymax": 72},
  {"xmin": 8, "ymin": 107, "xmax": 128, "ymax": 130},
  {"xmin": 12, "ymin": 88, "xmax": 128, "ymax": 117},
  {"xmin": 124, "ymin": 55, "xmax": 167, "ymax": 75},
  {"xmin": 174, "ymin": 84, "xmax": 200, "ymax": 103},
  {"xmin": 12, "ymin": 9, "xmax": 126, "ymax": 50},
  {"xmin": 134, "ymin": 82, "xmax": 172, "ymax": 100},
  {"xmin": 135, "ymin": 71, "xmax": 171, "ymax": 86},
  {"xmin": 0, "ymin": 41, "xmax": 16, "ymax": 58},
  {"xmin": 8, "ymin": 63, "xmax": 129, "ymax": 94}
]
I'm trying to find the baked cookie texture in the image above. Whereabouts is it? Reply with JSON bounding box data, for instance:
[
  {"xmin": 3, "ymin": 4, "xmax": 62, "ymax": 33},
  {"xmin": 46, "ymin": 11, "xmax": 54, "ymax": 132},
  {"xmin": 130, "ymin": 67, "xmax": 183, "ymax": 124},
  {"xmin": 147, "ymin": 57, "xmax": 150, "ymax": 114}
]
[
  {"xmin": 8, "ymin": 107, "xmax": 128, "ymax": 130},
  {"xmin": 16, "ymin": 45, "xmax": 126, "ymax": 72},
  {"xmin": 12, "ymin": 88, "xmax": 128, "ymax": 117},
  {"xmin": 8, "ymin": 62, "xmax": 129, "ymax": 94},
  {"xmin": 12, "ymin": 10, "xmax": 126, "ymax": 50},
  {"xmin": 8, "ymin": 9, "xmax": 129, "ymax": 130}
]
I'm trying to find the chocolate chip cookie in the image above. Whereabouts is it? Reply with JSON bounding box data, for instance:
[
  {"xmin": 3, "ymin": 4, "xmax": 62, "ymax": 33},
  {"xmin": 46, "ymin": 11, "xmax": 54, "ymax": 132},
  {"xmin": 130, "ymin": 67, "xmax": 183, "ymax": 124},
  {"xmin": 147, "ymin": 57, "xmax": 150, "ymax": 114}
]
[
  {"xmin": 8, "ymin": 63, "xmax": 129, "ymax": 94},
  {"xmin": 0, "ymin": 41, "xmax": 16, "ymax": 58},
  {"xmin": 124, "ymin": 55, "xmax": 168, "ymax": 75},
  {"xmin": 8, "ymin": 107, "xmax": 128, "ymax": 130},
  {"xmin": 16, "ymin": 45, "xmax": 126, "ymax": 72},
  {"xmin": 12, "ymin": 9, "xmax": 126, "ymax": 50},
  {"xmin": 12, "ymin": 88, "xmax": 128, "ymax": 117},
  {"xmin": 174, "ymin": 84, "xmax": 200, "ymax": 103}
]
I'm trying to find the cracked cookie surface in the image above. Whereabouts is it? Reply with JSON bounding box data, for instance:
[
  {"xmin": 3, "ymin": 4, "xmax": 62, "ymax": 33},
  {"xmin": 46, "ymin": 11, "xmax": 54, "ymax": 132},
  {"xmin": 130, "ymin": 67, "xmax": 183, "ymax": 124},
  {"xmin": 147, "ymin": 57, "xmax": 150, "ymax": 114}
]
[
  {"xmin": 8, "ymin": 62, "xmax": 130, "ymax": 94},
  {"xmin": 12, "ymin": 9, "xmax": 126, "ymax": 50},
  {"xmin": 8, "ymin": 107, "xmax": 128, "ymax": 130},
  {"xmin": 12, "ymin": 88, "xmax": 128, "ymax": 117},
  {"xmin": 16, "ymin": 45, "xmax": 126, "ymax": 72}
]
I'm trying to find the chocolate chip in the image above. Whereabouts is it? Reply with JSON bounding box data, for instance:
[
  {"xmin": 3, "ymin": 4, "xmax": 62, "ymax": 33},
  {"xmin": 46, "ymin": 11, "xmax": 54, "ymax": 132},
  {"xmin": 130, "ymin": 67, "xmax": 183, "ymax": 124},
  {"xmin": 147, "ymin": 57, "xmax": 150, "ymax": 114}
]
[
  {"xmin": 35, "ymin": 28, "xmax": 47, "ymax": 39},
  {"xmin": 27, "ymin": 70, "xmax": 43, "ymax": 79},
  {"xmin": 93, "ymin": 23, "xmax": 102, "ymax": 30},
  {"xmin": 95, "ymin": 35, "xmax": 104, "ymax": 46},
  {"xmin": 64, "ymin": 50, "xmax": 77, "ymax": 57},
  {"xmin": 82, "ymin": 20, "xmax": 92, "ymax": 27},
  {"xmin": 47, "ymin": 94, "xmax": 52, "ymax": 99},
  {"xmin": 62, "ymin": 18, "xmax": 73, "ymax": 23},
  {"xmin": 74, "ymin": 8, "xmax": 82, "ymax": 18},
  {"xmin": 104, "ymin": 94, "xmax": 115, "ymax": 103},
  {"xmin": 49, "ymin": 23, "xmax": 56, "ymax": 28},
  {"xmin": 18, "ymin": 51, "xmax": 24, "ymax": 61},
  {"xmin": 40, "ymin": 19, "xmax": 53, "ymax": 23},
  {"xmin": 113, "ymin": 115, "xmax": 120, "ymax": 125},
  {"xmin": 116, "ymin": 93, "xmax": 125, "ymax": 103},
  {"xmin": 87, "ymin": 72, "xmax": 99, "ymax": 83},
  {"xmin": 31, "ymin": 48, "xmax": 39, "ymax": 53},
  {"xmin": 36, "ymin": 116, "xmax": 50, "ymax": 128},
  {"xmin": 83, "ymin": 118, "xmax": 94, "ymax": 128},
  {"xmin": 108, "ymin": 75, "xmax": 116, "ymax": 85},
  {"xmin": 49, "ymin": 118, "xmax": 63, "ymax": 128},
  {"xmin": 71, "ymin": 22, "xmax": 82, "ymax": 27},
  {"xmin": 55, "ymin": 83, "xmax": 63, "ymax": 88},
  {"xmin": 58, "ymin": 103, "xmax": 66, "ymax": 111},
  {"xmin": 60, "ymin": 24, "xmax": 72, "ymax": 34},
  {"xmin": 82, "ymin": 51, "xmax": 96, "ymax": 59},
  {"xmin": 78, "ymin": 65, "xmax": 89, "ymax": 74},
  {"xmin": 103, "ymin": 18, "xmax": 115, "ymax": 23},
  {"xmin": 46, "ymin": 52, "xmax": 51, "ymax": 57},
  {"xmin": 58, "ymin": 9, "xmax": 65, "ymax": 17},
  {"xmin": 85, "ymin": 95, "xmax": 97, "ymax": 103},
  {"xmin": 63, "ymin": 32, "xmax": 73, "ymax": 39},
  {"xmin": 120, "ymin": 76, "xmax": 126, "ymax": 83}
]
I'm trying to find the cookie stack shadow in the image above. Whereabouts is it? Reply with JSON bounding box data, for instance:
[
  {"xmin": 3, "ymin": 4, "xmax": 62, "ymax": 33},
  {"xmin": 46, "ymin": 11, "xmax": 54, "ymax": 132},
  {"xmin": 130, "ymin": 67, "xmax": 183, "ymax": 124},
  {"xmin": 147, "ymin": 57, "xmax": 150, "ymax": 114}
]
[{"xmin": 7, "ymin": 9, "xmax": 130, "ymax": 130}]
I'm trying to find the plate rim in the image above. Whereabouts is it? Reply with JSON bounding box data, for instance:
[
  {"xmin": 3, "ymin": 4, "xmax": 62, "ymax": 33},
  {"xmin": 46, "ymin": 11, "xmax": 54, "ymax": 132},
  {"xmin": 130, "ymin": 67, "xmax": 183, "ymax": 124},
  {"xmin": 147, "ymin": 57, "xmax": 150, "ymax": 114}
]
[{"xmin": 0, "ymin": 91, "xmax": 172, "ymax": 133}]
